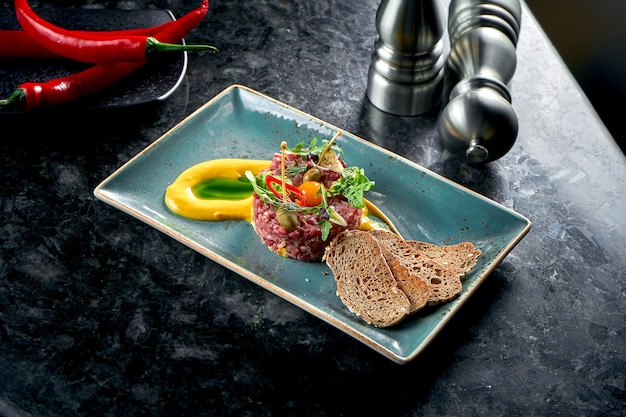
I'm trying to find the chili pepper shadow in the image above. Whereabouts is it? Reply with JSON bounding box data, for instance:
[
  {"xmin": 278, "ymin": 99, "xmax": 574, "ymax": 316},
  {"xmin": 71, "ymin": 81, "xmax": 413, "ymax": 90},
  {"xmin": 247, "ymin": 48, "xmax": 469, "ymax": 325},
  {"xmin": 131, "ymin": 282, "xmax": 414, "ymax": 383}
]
[{"xmin": 2, "ymin": 97, "xmax": 187, "ymax": 156}]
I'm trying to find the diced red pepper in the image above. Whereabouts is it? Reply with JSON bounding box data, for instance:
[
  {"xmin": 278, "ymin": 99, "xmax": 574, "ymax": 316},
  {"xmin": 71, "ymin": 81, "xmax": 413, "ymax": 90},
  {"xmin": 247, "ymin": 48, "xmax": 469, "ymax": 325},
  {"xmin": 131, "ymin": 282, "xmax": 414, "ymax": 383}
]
[{"xmin": 265, "ymin": 175, "xmax": 304, "ymax": 204}]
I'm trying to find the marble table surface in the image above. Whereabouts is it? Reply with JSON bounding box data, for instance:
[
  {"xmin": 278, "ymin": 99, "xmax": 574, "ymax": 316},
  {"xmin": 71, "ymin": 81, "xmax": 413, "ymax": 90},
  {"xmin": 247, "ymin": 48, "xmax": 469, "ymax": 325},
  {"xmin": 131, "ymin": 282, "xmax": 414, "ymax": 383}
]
[{"xmin": 1, "ymin": 0, "xmax": 625, "ymax": 416}]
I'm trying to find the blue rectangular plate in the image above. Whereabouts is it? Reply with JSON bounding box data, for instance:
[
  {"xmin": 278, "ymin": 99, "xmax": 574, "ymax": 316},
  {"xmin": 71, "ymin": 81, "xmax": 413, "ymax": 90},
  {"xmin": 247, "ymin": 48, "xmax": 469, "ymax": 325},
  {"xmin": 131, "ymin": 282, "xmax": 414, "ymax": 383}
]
[{"xmin": 94, "ymin": 85, "xmax": 531, "ymax": 364}]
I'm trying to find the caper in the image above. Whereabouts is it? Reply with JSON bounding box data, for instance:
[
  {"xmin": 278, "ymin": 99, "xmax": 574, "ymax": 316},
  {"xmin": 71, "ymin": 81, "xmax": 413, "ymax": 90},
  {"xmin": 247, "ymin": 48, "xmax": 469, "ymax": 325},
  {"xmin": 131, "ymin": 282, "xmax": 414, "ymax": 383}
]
[
  {"xmin": 302, "ymin": 167, "xmax": 322, "ymax": 183},
  {"xmin": 276, "ymin": 205, "xmax": 298, "ymax": 231}
]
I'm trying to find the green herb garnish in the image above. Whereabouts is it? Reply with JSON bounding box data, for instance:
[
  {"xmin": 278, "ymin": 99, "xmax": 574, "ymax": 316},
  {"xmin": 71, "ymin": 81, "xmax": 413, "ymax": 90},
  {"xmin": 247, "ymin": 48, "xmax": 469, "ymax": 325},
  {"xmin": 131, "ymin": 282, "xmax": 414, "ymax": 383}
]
[
  {"xmin": 288, "ymin": 136, "xmax": 344, "ymax": 160},
  {"xmin": 328, "ymin": 166, "xmax": 375, "ymax": 208}
]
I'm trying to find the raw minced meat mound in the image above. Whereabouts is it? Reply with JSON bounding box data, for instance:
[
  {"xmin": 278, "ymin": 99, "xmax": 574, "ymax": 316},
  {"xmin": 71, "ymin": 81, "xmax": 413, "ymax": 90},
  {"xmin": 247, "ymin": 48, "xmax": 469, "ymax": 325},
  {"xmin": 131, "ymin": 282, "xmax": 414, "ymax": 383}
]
[
  {"xmin": 251, "ymin": 151, "xmax": 363, "ymax": 262},
  {"xmin": 253, "ymin": 194, "xmax": 361, "ymax": 261}
]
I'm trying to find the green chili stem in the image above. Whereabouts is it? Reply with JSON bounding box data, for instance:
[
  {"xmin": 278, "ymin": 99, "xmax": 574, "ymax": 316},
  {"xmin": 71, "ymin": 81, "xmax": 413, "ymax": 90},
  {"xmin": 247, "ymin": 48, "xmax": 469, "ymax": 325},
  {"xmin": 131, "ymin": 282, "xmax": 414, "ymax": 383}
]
[
  {"xmin": 0, "ymin": 89, "xmax": 25, "ymax": 107},
  {"xmin": 145, "ymin": 37, "xmax": 219, "ymax": 55}
]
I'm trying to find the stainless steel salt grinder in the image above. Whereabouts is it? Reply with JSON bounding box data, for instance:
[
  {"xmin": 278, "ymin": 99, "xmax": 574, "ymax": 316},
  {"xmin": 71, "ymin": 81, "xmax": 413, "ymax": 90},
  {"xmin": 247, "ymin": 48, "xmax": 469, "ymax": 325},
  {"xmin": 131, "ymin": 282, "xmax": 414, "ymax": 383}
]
[
  {"xmin": 366, "ymin": 0, "xmax": 447, "ymax": 116},
  {"xmin": 438, "ymin": 0, "xmax": 522, "ymax": 163},
  {"xmin": 448, "ymin": 0, "xmax": 521, "ymax": 47}
]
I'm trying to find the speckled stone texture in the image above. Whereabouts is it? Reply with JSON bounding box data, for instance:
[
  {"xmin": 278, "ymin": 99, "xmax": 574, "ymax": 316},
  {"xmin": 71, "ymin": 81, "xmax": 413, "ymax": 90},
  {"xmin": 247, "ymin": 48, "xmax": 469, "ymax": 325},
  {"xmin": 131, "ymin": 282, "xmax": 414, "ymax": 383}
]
[{"xmin": 1, "ymin": 1, "xmax": 625, "ymax": 416}]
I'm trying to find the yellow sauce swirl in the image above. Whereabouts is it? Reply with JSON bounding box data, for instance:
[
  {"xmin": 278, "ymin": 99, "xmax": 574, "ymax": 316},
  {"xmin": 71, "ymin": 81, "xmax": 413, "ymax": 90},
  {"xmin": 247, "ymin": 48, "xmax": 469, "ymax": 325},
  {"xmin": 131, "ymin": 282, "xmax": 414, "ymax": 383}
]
[{"xmin": 165, "ymin": 159, "xmax": 270, "ymax": 221}]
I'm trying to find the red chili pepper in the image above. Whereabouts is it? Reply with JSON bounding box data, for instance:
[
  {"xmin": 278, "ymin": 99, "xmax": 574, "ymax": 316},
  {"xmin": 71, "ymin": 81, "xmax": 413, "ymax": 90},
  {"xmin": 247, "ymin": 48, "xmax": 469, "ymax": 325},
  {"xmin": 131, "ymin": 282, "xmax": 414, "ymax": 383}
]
[
  {"xmin": 1, "ymin": 61, "xmax": 145, "ymax": 110},
  {"xmin": 14, "ymin": 0, "xmax": 215, "ymax": 63},
  {"xmin": 265, "ymin": 175, "xmax": 306, "ymax": 204},
  {"xmin": 1, "ymin": 0, "xmax": 213, "ymax": 111},
  {"xmin": 0, "ymin": 30, "xmax": 58, "ymax": 59},
  {"xmin": 0, "ymin": 19, "xmax": 182, "ymax": 59}
]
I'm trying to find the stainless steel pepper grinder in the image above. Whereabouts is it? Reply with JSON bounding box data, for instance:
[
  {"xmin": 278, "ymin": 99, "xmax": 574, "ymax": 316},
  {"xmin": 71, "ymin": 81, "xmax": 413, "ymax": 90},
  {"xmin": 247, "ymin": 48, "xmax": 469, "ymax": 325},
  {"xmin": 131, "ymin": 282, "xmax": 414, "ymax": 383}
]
[
  {"xmin": 366, "ymin": 0, "xmax": 447, "ymax": 116},
  {"xmin": 438, "ymin": 0, "xmax": 522, "ymax": 163}
]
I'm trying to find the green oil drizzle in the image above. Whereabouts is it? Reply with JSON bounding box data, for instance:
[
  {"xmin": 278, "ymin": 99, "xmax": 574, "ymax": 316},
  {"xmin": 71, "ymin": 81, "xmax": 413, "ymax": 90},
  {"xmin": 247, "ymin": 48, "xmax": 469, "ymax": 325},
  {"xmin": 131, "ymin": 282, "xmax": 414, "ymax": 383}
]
[{"xmin": 192, "ymin": 177, "xmax": 253, "ymax": 200}]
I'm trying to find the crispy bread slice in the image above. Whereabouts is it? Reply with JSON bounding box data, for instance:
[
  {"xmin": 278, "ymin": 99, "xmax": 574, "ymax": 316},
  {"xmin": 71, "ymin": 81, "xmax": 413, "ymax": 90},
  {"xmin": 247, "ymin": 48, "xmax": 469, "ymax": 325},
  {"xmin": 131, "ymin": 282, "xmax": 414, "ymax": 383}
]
[
  {"xmin": 406, "ymin": 241, "xmax": 482, "ymax": 278},
  {"xmin": 369, "ymin": 230, "xmax": 463, "ymax": 305},
  {"xmin": 324, "ymin": 230, "xmax": 410, "ymax": 327},
  {"xmin": 378, "ymin": 244, "xmax": 430, "ymax": 313}
]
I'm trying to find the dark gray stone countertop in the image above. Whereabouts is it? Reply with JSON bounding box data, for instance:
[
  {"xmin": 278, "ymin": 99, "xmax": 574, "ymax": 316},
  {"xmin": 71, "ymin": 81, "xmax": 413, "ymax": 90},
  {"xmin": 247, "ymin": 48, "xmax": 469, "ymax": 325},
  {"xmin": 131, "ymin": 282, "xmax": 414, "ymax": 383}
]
[{"xmin": 1, "ymin": 1, "xmax": 625, "ymax": 416}]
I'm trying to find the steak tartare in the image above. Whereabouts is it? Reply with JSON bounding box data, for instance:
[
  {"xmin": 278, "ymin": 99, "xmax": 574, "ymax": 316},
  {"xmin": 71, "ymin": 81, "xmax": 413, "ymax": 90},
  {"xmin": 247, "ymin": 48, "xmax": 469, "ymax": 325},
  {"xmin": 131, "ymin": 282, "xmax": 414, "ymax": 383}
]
[{"xmin": 247, "ymin": 136, "xmax": 374, "ymax": 262}]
